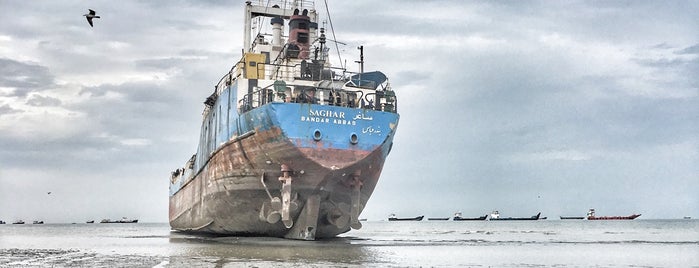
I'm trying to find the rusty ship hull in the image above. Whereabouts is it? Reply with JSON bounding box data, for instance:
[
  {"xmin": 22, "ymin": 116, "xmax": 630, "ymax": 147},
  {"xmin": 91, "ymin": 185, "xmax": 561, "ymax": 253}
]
[
  {"xmin": 168, "ymin": 1, "xmax": 399, "ymax": 240},
  {"xmin": 170, "ymin": 100, "xmax": 398, "ymax": 240}
]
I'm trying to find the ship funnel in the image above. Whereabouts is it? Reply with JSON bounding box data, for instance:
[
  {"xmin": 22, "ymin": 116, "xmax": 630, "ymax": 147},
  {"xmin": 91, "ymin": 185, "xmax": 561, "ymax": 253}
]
[
  {"xmin": 287, "ymin": 9, "xmax": 311, "ymax": 59},
  {"xmin": 271, "ymin": 17, "xmax": 284, "ymax": 47}
]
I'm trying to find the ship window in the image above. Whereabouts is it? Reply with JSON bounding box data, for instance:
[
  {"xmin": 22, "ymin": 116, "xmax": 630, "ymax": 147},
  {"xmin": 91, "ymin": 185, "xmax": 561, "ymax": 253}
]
[
  {"xmin": 298, "ymin": 33, "xmax": 309, "ymax": 44},
  {"xmin": 290, "ymin": 20, "xmax": 308, "ymax": 30}
]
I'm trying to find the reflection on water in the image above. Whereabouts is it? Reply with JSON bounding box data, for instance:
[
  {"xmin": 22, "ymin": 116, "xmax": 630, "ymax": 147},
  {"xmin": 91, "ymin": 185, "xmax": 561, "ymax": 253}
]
[
  {"xmin": 1, "ymin": 221, "xmax": 698, "ymax": 267},
  {"xmin": 167, "ymin": 233, "xmax": 378, "ymax": 266}
]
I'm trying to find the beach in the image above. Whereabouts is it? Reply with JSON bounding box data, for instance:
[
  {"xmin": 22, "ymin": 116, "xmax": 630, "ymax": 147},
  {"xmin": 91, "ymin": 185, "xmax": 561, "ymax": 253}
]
[{"xmin": 1, "ymin": 220, "xmax": 697, "ymax": 267}]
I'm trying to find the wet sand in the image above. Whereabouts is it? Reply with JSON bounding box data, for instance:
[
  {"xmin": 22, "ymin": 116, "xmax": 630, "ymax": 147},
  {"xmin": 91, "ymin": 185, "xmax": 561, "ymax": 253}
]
[
  {"xmin": 1, "ymin": 221, "xmax": 697, "ymax": 267},
  {"xmin": 0, "ymin": 248, "xmax": 164, "ymax": 268}
]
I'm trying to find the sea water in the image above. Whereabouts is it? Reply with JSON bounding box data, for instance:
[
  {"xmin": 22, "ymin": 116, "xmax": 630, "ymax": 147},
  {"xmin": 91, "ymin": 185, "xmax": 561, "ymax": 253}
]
[{"xmin": 0, "ymin": 220, "xmax": 697, "ymax": 267}]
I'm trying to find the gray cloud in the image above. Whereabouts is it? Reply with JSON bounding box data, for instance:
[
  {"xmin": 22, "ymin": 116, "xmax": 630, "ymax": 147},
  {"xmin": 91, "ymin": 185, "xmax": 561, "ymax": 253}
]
[
  {"xmin": 0, "ymin": 0, "xmax": 697, "ymax": 222},
  {"xmin": 677, "ymin": 43, "xmax": 699, "ymax": 55},
  {"xmin": 26, "ymin": 94, "xmax": 62, "ymax": 107},
  {"xmin": 0, "ymin": 104, "xmax": 23, "ymax": 116},
  {"xmin": 0, "ymin": 58, "xmax": 55, "ymax": 97}
]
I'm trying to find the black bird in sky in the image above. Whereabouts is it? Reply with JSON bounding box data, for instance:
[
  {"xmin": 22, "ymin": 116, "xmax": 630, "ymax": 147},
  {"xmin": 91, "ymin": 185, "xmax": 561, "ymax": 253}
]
[{"xmin": 83, "ymin": 9, "xmax": 100, "ymax": 27}]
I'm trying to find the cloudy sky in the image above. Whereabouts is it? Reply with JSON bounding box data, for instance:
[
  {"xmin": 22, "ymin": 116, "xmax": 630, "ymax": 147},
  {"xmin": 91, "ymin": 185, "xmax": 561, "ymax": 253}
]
[{"xmin": 0, "ymin": 0, "xmax": 696, "ymax": 223}]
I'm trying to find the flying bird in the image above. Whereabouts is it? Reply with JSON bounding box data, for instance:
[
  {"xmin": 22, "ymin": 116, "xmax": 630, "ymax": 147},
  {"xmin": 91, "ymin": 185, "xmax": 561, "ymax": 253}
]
[{"xmin": 83, "ymin": 9, "xmax": 100, "ymax": 27}]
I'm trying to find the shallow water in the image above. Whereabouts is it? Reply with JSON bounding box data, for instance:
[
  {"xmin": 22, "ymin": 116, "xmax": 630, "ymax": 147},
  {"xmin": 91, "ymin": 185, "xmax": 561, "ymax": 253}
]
[{"xmin": 0, "ymin": 220, "xmax": 697, "ymax": 267}]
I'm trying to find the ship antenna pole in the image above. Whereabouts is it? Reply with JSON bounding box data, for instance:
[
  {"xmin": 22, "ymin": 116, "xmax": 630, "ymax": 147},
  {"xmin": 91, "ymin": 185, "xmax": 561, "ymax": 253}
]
[
  {"xmin": 323, "ymin": 0, "xmax": 343, "ymax": 68},
  {"xmin": 355, "ymin": 45, "xmax": 364, "ymax": 73}
]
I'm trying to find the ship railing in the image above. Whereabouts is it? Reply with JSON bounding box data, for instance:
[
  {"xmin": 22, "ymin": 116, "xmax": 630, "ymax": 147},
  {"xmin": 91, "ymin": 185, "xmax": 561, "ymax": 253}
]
[
  {"xmin": 213, "ymin": 56, "xmax": 397, "ymax": 114},
  {"xmin": 269, "ymin": 63, "xmax": 301, "ymax": 82},
  {"xmin": 237, "ymin": 80, "xmax": 397, "ymax": 114},
  {"xmin": 213, "ymin": 61, "xmax": 319, "ymax": 95},
  {"xmin": 213, "ymin": 64, "xmax": 241, "ymax": 96},
  {"xmin": 339, "ymin": 70, "xmax": 397, "ymax": 113},
  {"xmin": 238, "ymin": 88, "xmax": 270, "ymax": 113},
  {"xmin": 213, "ymin": 52, "xmax": 361, "ymax": 96}
]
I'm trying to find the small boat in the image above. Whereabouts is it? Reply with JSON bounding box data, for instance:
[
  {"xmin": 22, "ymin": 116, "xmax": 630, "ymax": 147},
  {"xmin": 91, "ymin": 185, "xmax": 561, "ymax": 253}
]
[
  {"xmin": 0, "ymin": 220, "xmax": 5, "ymax": 224},
  {"xmin": 452, "ymin": 212, "xmax": 488, "ymax": 221},
  {"xmin": 488, "ymin": 211, "xmax": 541, "ymax": 221},
  {"xmin": 684, "ymin": 216, "xmax": 692, "ymax": 220},
  {"xmin": 427, "ymin": 217, "xmax": 450, "ymax": 221},
  {"xmin": 586, "ymin": 209, "xmax": 640, "ymax": 220},
  {"xmin": 32, "ymin": 220, "xmax": 44, "ymax": 224},
  {"xmin": 560, "ymin": 216, "xmax": 585, "ymax": 220},
  {"xmin": 12, "ymin": 220, "xmax": 25, "ymax": 224},
  {"xmin": 86, "ymin": 220, "xmax": 95, "ymax": 223},
  {"xmin": 100, "ymin": 217, "xmax": 139, "ymax": 223},
  {"xmin": 388, "ymin": 214, "xmax": 424, "ymax": 221}
]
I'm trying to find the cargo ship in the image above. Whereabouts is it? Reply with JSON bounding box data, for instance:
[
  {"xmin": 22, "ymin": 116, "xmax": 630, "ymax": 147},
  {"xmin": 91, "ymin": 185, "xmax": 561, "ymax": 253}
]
[
  {"xmin": 168, "ymin": 1, "xmax": 399, "ymax": 240},
  {"xmin": 488, "ymin": 211, "xmax": 541, "ymax": 221},
  {"xmin": 586, "ymin": 209, "xmax": 640, "ymax": 220},
  {"xmin": 388, "ymin": 214, "xmax": 424, "ymax": 221},
  {"xmin": 452, "ymin": 212, "xmax": 488, "ymax": 221}
]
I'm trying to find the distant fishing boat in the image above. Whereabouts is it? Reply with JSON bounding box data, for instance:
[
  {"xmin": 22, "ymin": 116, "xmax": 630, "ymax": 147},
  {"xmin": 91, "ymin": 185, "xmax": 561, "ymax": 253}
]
[
  {"xmin": 86, "ymin": 220, "xmax": 95, "ymax": 224},
  {"xmin": 560, "ymin": 216, "xmax": 585, "ymax": 220},
  {"xmin": 32, "ymin": 220, "xmax": 44, "ymax": 224},
  {"xmin": 100, "ymin": 217, "xmax": 138, "ymax": 223},
  {"xmin": 12, "ymin": 220, "xmax": 25, "ymax": 224},
  {"xmin": 586, "ymin": 209, "xmax": 640, "ymax": 220},
  {"xmin": 388, "ymin": 214, "xmax": 424, "ymax": 221},
  {"xmin": 0, "ymin": 220, "xmax": 5, "ymax": 224},
  {"xmin": 427, "ymin": 217, "xmax": 450, "ymax": 221},
  {"xmin": 684, "ymin": 216, "xmax": 692, "ymax": 220},
  {"xmin": 452, "ymin": 212, "xmax": 488, "ymax": 221},
  {"xmin": 488, "ymin": 211, "xmax": 541, "ymax": 221}
]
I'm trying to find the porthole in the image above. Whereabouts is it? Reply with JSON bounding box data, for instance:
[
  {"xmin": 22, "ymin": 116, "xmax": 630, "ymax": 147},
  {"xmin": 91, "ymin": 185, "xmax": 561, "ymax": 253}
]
[
  {"xmin": 350, "ymin": 133, "xmax": 358, "ymax": 144},
  {"xmin": 313, "ymin": 129, "xmax": 322, "ymax": 141}
]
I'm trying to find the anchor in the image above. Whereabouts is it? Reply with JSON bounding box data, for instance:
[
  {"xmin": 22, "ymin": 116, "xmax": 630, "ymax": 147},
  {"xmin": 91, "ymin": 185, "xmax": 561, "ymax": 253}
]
[{"xmin": 258, "ymin": 167, "xmax": 298, "ymax": 227}]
